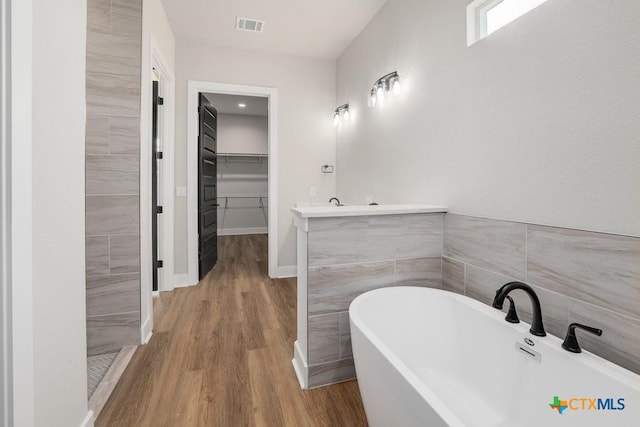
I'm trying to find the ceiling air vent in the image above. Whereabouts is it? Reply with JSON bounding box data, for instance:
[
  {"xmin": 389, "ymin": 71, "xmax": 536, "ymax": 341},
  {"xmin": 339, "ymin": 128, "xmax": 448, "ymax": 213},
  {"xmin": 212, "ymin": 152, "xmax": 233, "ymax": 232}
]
[{"xmin": 236, "ymin": 17, "xmax": 265, "ymax": 33}]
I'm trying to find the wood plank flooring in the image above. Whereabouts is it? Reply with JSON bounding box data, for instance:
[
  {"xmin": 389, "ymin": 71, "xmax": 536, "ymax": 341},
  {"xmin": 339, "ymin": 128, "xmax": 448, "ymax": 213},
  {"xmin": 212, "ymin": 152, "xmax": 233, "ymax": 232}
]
[{"xmin": 96, "ymin": 234, "xmax": 368, "ymax": 426}]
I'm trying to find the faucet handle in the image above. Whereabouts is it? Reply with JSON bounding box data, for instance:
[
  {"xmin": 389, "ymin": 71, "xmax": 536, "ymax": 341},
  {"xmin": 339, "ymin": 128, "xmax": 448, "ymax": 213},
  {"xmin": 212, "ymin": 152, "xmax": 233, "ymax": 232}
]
[
  {"xmin": 504, "ymin": 296, "xmax": 520, "ymax": 324},
  {"xmin": 561, "ymin": 323, "xmax": 603, "ymax": 353}
]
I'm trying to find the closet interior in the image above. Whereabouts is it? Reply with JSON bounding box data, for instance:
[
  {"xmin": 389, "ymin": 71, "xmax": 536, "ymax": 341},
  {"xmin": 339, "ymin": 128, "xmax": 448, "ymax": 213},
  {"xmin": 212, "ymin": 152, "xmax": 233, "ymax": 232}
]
[{"xmin": 204, "ymin": 93, "xmax": 269, "ymax": 236}]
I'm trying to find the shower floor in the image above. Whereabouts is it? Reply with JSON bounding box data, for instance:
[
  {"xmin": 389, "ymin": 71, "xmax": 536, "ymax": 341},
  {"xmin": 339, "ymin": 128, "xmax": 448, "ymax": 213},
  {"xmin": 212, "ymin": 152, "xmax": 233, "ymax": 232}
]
[{"xmin": 87, "ymin": 352, "xmax": 118, "ymax": 398}]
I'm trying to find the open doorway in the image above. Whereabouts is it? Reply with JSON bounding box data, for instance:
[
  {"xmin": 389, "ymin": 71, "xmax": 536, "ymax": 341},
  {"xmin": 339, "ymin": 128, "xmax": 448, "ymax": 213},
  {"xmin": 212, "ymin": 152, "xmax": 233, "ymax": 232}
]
[
  {"xmin": 145, "ymin": 55, "xmax": 175, "ymax": 297},
  {"xmin": 186, "ymin": 82, "xmax": 278, "ymax": 283},
  {"xmin": 138, "ymin": 49, "xmax": 175, "ymax": 347},
  {"xmin": 205, "ymin": 94, "xmax": 269, "ymax": 234},
  {"xmin": 197, "ymin": 93, "xmax": 269, "ymax": 279}
]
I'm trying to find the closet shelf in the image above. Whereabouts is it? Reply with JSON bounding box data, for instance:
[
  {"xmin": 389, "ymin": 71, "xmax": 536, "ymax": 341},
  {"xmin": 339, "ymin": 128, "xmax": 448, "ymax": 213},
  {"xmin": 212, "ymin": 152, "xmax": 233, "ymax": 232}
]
[{"xmin": 217, "ymin": 152, "xmax": 268, "ymax": 163}]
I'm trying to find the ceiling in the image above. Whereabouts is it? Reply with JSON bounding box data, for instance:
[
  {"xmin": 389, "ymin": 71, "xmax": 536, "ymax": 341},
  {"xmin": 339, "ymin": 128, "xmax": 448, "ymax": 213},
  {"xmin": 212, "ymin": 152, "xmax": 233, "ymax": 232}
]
[
  {"xmin": 204, "ymin": 93, "xmax": 268, "ymax": 116},
  {"xmin": 161, "ymin": 0, "xmax": 389, "ymax": 60}
]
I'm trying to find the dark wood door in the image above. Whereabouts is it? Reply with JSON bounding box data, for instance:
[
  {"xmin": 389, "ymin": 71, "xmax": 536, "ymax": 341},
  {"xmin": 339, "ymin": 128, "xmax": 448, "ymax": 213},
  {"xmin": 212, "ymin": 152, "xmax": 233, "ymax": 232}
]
[{"xmin": 198, "ymin": 94, "xmax": 218, "ymax": 279}]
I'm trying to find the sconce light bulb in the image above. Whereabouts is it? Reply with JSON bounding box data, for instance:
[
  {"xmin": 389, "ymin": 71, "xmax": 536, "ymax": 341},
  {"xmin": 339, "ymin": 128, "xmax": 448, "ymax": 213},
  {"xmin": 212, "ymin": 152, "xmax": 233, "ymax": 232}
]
[
  {"xmin": 376, "ymin": 83, "xmax": 385, "ymax": 105},
  {"xmin": 392, "ymin": 77, "xmax": 401, "ymax": 95},
  {"xmin": 370, "ymin": 90, "xmax": 377, "ymax": 107},
  {"xmin": 343, "ymin": 109, "xmax": 350, "ymax": 120},
  {"xmin": 333, "ymin": 113, "xmax": 339, "ymax": 127}
]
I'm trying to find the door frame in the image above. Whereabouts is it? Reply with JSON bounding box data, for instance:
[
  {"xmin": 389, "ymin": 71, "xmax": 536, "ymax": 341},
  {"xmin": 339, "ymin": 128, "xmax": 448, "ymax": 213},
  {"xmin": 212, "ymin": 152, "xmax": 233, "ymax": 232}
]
[
  {"xmin": 151, "ymin": 45, "xmax": 175, "ymax": 294},
  {"xmin": 140, "ymin": 34, "xmax": 175, "ymax": 343},
  {"xmin": 186, "ymin": 81, "xmax": 278, "ymax": 284}
]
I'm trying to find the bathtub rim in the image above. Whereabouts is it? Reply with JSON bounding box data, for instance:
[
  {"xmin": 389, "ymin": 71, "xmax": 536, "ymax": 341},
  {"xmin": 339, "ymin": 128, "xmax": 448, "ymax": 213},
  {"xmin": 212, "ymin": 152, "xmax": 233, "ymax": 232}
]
[{"xmin": 349, "ymin": 286, "xmax": 640, "ymax": 423}]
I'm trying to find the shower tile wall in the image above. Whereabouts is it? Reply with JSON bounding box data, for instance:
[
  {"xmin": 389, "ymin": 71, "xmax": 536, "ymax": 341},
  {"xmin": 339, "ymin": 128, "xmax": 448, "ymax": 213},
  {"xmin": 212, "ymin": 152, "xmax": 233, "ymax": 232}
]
[
  {"xmin": 442, "ymin": 214, "xmax": 640, "ymax": 374},
  {"xmin": 85, "ymin": 0, "xmax": 142, "ymax": 355},
  {"xmin": 305, "ymin": 213, "xmax": 444, "ymax": 387}
]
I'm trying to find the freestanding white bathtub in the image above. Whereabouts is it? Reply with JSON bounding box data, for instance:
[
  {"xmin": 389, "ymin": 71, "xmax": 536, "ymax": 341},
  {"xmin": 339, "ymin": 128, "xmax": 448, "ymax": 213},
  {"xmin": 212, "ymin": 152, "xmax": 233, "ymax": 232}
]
[{"xmin": 350, "ymin": 287, "xmax": 639, "ymax": 427}]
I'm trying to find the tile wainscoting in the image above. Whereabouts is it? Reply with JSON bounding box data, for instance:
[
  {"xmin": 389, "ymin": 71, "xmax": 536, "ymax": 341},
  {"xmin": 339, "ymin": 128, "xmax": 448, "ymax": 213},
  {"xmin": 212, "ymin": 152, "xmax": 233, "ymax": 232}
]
[
  {"xmin": 295, "ymin": 210, "xmax": 639, "ymax": 388},
  {"xmin": 443, "ymin": 214, "xmax": 640, "ymax": 374}
]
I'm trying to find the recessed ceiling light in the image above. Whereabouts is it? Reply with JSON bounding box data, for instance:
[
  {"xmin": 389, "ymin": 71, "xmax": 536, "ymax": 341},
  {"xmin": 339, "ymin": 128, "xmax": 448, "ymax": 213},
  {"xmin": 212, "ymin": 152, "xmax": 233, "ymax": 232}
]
[{"xmin": 238, "ymin": 103, "xmax": 247, "ymax": 108}]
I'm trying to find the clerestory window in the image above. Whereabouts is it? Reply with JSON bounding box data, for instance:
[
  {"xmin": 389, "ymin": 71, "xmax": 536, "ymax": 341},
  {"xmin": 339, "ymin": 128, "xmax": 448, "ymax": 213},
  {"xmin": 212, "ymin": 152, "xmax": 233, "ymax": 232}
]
[{"xmin": 467, "ymin": 0, "xmax": 550, "ymax": 46}]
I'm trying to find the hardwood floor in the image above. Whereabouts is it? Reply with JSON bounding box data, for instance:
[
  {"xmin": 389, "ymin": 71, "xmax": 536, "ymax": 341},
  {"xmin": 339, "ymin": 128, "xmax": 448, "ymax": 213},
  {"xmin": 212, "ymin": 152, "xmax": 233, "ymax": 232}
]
[{"xmin": 96, "ymin": 234, "xmax": 368, "ymax": 426}]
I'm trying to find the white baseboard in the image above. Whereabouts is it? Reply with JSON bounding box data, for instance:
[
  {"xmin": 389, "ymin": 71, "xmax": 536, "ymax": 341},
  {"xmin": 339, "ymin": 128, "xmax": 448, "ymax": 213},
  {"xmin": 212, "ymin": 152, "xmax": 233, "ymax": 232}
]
[
  {"xmin": 272, "ymin": 265, "xmax": 296, "ymax": 278},
  {"xmin": 79, "ymin": 410, "xmax": 94, "ymax": 427},
  {"xmin": 292, "ymin": 340, "xmax": 309, "ymax": 389},
  {"xmin": 218, "ymin": 227, "xmax": 267, "ymax": 236},
  {"xmin": 140, "ymin": 315, "xmax": 152, "ymax": 345}
]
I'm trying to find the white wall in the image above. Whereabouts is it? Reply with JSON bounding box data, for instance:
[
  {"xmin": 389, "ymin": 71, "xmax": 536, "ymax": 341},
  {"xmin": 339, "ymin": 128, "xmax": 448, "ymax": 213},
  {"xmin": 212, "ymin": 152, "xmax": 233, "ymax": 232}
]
[
  {"xmin": 174, "ymin": 43, "xmax": 336, "ymax": 273},
  {"xmin": 145, "ymin": 0, "xmax": 176, "ymax": 71},
  {"xmin": 217, "ymin": 114, "xmax": 268, "ymax": 154},
  {"xmin": 32, "ymin": 0, "xmax": 89, "ymax": 425},
  {"xmin": 336, "ymin": 0, "xmax": 640, "ymax": 237}
]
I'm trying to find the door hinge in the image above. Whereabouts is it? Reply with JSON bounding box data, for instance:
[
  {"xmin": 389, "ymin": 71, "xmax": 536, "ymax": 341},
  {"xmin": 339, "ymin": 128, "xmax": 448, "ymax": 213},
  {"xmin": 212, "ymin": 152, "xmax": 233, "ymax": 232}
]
[
  {"xmin": 156, "ymin": 206, "xmax": 163, "ymax": 214},
  {"xmin": 156, "ymin": 151, "xmax": 163, "ymax": 160},
  {"xmin": 157, "ymin": 97, "xmax": 164, "ymax": 105},
  {"xmin": 157, "ymin": 260, "xmax": 163, "ymax": 268}
]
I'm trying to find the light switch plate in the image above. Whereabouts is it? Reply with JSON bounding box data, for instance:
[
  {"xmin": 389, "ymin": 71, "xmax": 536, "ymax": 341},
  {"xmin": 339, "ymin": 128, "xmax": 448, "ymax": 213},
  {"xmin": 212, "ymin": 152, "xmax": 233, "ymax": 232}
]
[
  {"xmin": 176, "ymin": 186, "xmax": 187, "ymax": 197},
  {"xmin": 310, "ymin": 186, "xmax": 317, "ymax": 197}
]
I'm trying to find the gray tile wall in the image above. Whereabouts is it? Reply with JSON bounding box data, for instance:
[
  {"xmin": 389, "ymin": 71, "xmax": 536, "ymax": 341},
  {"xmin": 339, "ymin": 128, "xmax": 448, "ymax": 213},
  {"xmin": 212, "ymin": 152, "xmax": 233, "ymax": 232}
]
[
  {"xmin": 443, "ymin": 214, "xmax": 640, "ymax": 374},
  {"xmin": 85, "ymin": 0, "xmax": 142, "ymax": 356},
  {"xmin": 305, "ymin": 213, "xmax": 444, "ymax": 387}
]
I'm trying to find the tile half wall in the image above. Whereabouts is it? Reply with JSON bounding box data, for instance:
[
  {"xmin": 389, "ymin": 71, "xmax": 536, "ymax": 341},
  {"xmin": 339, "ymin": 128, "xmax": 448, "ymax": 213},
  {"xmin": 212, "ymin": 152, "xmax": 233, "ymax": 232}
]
[{"xmin": 305, "ymin": 213, "xmax": 444, "ymax": 387}]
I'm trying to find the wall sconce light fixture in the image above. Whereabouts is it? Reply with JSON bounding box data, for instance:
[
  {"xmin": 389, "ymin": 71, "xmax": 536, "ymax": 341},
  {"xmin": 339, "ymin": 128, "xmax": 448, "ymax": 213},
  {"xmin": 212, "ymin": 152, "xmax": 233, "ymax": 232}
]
[
  {"xmin": 333, "ymin": 103, "xmax": 350, "ymax": 127},
  {"xmin": 368, "ymin": 71, "xmax": 401, "ymax": 107}
]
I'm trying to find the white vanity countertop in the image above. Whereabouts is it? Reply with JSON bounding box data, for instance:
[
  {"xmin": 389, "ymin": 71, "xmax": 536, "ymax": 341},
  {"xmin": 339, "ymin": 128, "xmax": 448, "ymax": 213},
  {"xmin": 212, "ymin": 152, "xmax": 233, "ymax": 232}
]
[{"xmin": 290, "ymin": 204, "xmax": 448, "ymax": 218}]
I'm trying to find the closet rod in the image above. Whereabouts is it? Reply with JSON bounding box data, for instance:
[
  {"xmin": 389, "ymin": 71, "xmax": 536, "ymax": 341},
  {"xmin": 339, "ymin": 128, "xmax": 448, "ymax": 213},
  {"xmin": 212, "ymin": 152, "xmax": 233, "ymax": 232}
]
[
  {"xmin": 219, "ymin": 195, "xmax": 268, "ymax": 231},
  {"xmin": 217, "ymin": 152, "xmax": 268, "ymax": 163},
  {"xmin": 218, "ymin": 195, "xmax": 268, "ymax": 199}
]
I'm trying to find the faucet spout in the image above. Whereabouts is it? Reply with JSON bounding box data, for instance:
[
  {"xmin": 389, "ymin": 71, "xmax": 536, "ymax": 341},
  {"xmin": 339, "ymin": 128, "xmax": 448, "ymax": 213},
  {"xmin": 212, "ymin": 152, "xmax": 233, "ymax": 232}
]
[
  {"xmin": 328, "ymin": 197, "xmax": 341, "ymax": 206},
  {"xmin": 492, "ymin": 281, "xmax": 546, "ymax": 337}
]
